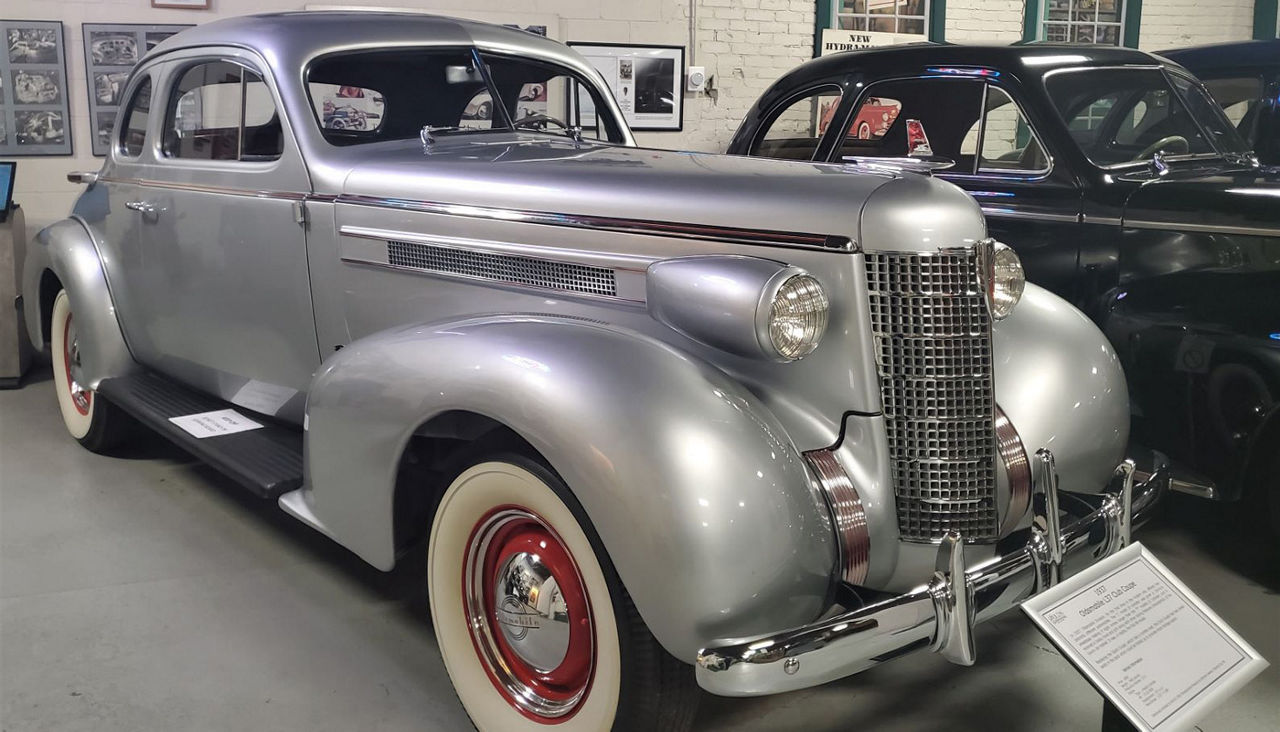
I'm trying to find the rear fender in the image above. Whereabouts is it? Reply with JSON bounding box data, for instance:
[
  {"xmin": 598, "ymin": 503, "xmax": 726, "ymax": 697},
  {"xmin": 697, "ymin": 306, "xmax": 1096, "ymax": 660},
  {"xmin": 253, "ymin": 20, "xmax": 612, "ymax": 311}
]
[
  {"xmin": 22, "ymin": 217, "xmax": 136, "ymax": 387},
  {"xmin": 303, "ymin": 315, "xmax": 837, "ymax": 661}
]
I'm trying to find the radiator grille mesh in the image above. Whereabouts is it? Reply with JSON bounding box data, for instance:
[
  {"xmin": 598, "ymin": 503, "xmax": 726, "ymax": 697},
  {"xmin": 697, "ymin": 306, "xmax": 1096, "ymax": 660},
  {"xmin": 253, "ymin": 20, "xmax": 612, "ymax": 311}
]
[
  {"xmin": 386, "ymin": 240, "xmax": 617, "ymax": 297},
  {"xmin": 865, "ymin": 248, "xmax": 999, "ymax": 542}
]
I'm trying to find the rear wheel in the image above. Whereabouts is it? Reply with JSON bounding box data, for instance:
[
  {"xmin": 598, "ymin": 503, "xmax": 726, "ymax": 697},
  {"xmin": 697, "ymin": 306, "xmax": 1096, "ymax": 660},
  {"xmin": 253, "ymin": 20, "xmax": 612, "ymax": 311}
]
[
  {"xmin": 427, "ymin": 454, "xmax": 698, "ymax": 731},
  {"xmin": 50, "ymin": 290, "xmax": 134, "ymax": 452}
]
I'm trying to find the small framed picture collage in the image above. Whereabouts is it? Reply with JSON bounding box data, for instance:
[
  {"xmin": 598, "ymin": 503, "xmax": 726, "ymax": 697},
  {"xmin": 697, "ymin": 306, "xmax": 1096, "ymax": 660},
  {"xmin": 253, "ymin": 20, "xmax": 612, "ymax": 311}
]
[
  {"xmin": 0, "ymin": 19, "xmax": 72, "ymax": 156},
  {"xmin": 83, "ymin": 23, "xmax": 191, "ymax": 156}
]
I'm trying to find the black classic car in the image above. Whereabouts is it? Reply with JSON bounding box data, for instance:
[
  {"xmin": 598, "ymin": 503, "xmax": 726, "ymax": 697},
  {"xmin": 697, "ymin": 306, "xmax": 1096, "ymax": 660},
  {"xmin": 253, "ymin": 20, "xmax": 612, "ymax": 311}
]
[
  {"xmin": 1161, "ymin": 39, "xmax": 1279, "ymax": 166},
  {"xmin": 730, "ymin": 44, "xmax": 1280, "ymax": 531}
]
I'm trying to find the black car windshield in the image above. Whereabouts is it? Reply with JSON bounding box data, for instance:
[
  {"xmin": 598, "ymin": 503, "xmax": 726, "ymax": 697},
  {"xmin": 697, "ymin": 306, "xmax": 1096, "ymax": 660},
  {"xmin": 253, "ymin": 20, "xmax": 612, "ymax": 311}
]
[
  {"xmin": 306, "ymin": 48, "xmax": 625, "ymax": 145},
  {"xmin": 1045, "ymin": 67, "xmax": 1251, "ymax": 168}
]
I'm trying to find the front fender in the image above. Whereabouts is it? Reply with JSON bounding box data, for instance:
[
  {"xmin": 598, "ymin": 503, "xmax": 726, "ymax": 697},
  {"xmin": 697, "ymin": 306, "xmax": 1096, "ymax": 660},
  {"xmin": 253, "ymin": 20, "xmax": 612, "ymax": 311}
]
[
  {"xmin": 993, "ymin": 283, "xmax": 1130, "ymax": 495},
  {"xmin": 304, "ymin": 315, "xmax": 837, "ymax": 661},
  {"xmin": 22, "ymin": 217, "xmax": 136, "ymax": 388}
]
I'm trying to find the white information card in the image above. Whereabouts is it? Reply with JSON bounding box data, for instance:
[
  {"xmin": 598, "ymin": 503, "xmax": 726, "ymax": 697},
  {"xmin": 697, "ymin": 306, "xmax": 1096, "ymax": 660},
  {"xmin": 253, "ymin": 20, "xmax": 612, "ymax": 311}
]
[
  {"xmin": 169, "ymin": 409, "xmax": 264, "ymax": 439},
  {"xmin": 1022, "ymin": 543, "xmax": 1266, "ymax": 732}
]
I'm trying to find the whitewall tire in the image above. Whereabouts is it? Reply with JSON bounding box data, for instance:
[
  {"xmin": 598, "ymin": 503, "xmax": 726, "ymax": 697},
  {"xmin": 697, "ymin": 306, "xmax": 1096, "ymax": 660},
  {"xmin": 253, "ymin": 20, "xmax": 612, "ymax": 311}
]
[
  {"xmin": 428, "ymin": 454, "xmax": 697, "ymax": 731},
  {"xmin": 49, "ymin": 289, "xmax": 133, "ymax": 452}
]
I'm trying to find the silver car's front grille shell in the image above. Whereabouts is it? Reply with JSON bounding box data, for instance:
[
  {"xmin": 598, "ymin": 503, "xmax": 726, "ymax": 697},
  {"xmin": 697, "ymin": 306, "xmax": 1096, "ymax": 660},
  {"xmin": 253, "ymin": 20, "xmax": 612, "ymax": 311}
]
[{"xmin": 865, "ymin": 247, "xmax": 998, "ymax": 543}]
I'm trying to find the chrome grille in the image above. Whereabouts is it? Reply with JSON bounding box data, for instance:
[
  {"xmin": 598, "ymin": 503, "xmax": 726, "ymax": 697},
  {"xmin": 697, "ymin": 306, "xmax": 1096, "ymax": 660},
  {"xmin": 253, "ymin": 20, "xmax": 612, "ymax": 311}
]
[
  {"xmin": 865, "ymin": 247, "xmax": 998, "ymax": 543},
  {"xmin": 386, "ymin": 240, "xmax": 617, "ymax": 297}
]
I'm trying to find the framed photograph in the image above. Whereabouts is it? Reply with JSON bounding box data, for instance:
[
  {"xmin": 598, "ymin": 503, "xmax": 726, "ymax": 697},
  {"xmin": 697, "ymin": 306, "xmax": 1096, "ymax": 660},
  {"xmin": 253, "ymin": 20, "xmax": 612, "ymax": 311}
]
[
  {"xmin": 567, "ymin": 42, "xmax": 684, "ymax": 131},
  {"xmin": 151, "ymin": 0, "xmax": 210, "ymax": 8},
  {"xmin": 0, "ymin": 20, "xmax": 72, "ymax": 156},
  {"xmin": 82, "ymin": 23, "xmax": 193, "ymax": 156}
]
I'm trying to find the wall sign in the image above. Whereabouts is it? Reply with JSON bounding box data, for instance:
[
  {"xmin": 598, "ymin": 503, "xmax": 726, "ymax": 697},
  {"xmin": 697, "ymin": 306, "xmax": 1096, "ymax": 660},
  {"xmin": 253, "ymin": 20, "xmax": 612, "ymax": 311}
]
[
  {"xmin": 819, "ymin": 28, "xmax": 926, "ymax": 56},
  {"xmin": 567, "ymin": 43, "xmax": 684, "ymax": 131},
  {"xmin": 1022, "ymin": 543, "xmax": 1267, "ymax": 732},
  {"xmin": 82, "ymin": 23, "xmax": 193, "ymax": 156},
  {"xmin": 0, "ymin": 20, "xmax": 72, "ymax": 156}
]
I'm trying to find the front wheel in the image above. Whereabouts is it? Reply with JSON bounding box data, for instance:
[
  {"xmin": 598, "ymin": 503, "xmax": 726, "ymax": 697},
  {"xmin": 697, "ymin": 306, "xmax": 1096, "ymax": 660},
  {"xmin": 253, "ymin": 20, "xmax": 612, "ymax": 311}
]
[
  {"xmin": 428, "ymin": 455, "xmax": 698, "ymax": 731},
  {"xmin": 49, "ymin": 289, "xmax": 134, "ymax": 452}
]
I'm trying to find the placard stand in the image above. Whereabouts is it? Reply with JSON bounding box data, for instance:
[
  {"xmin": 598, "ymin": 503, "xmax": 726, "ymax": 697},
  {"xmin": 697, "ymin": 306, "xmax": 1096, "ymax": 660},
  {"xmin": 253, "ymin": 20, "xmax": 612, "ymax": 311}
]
[{"xmin": 1102, "ymin": 700, "xmax": 1139, "ymax": 732}]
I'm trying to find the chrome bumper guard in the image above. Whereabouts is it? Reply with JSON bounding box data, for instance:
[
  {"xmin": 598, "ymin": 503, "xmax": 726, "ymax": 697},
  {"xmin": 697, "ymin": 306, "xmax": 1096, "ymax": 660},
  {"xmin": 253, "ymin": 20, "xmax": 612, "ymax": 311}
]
[{"xmin": 695, "ymin": 450, "xmax": 1166, "ymax": 696}]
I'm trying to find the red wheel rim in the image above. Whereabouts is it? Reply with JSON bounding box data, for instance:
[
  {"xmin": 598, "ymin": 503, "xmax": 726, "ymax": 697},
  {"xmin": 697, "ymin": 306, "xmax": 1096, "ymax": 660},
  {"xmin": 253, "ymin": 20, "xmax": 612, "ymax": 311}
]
[
  {"xmin": 462, "ymin": 506, "xmax": 595, "ymax": 723},
  {"xmin": 62, "ymin": 310, "xmax": 92, "ymax": 416}
]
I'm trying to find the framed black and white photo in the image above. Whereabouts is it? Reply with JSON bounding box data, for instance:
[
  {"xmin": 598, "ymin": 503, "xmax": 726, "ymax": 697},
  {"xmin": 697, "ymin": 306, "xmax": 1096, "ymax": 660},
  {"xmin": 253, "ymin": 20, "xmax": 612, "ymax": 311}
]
[
  {"xmin": 1, "ymin": 20, "xmax": 71, "ymax": 155},
  {"xmin": 567, "ymin": 43, "xmax": 684, "ymax": 131},
  {"xmin": 82, "ymin": 23, "xmax": 192, "ymax": 156}
]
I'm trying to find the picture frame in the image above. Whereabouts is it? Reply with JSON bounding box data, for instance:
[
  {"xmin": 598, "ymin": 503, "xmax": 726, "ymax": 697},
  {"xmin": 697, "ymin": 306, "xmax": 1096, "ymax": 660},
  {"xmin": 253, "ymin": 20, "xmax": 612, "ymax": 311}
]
[
  {"xmin": 0, "ymin": 20, "xmax": 72, "ymax": 156},
  {"xmin": 151, "ymin": 0, "xmax": 210, "ymax": 9},
  {"xmin": 82, "ymin": 22, "xmax": 193, "ymax": 156},
  {"xmin": 566, "ymin": 42, "xmax": 684, "ymax": 132}
]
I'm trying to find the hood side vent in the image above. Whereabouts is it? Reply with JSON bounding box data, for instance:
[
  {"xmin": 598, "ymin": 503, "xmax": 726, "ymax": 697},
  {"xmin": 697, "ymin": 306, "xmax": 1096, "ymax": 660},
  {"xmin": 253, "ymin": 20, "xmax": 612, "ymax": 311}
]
[{"xmin": 386, "ymin": 239, "xmax": 617, "ymax": 297}]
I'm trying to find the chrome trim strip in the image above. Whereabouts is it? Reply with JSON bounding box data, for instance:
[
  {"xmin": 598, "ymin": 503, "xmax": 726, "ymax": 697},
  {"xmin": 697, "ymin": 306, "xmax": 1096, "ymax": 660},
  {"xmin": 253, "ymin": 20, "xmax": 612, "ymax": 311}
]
[
  {"xmin": 1081, "ymin": 214, "xmax": 1123, "ymax": 226},
  {"xmin": 979, "ymin": 206, "xmax": 1080, "ymax": 224},
  {"xmin": 805, "ymin": 450, "xmax": 871, "ymax": 586},
  {"xmin": 1122, "ymin": 218, "xmax": 1279, "ymax": 237},
  {"xmin": 995, "ymin": 405, "xmax": 1031, "ymax": 534},
  {"xmin": 339, "ymin": 225, "xmax": 652, "ymax": 274},
  {"xmin": 98, "ymin": 175, "xmax": 308, "ymax": 201},
  {"xmin": 336, "ymin": 194, "xmax": 858, "ymax": 251},
  {"xmin": 695, "ymin": 458, "xmax": 1166, "ymax": 696}
]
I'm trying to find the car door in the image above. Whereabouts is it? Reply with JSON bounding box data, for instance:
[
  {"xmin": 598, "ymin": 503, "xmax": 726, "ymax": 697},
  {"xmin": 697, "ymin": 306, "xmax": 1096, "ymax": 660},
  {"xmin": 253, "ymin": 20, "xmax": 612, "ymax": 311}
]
[
  {"xmin": 826, "ymin": 76, "xmax": 1087, "ymax": 301},
  {"xmin": 111, "ymin": 50, "xmax": 318, "ymax": 421}
]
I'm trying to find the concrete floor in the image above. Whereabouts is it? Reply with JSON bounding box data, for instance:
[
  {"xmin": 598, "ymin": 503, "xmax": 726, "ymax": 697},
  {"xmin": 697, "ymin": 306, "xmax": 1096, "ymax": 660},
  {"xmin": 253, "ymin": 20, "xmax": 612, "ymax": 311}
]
[{"xmin": 2, "ymin": 364, "xmax": 1277, "ymax": 732}]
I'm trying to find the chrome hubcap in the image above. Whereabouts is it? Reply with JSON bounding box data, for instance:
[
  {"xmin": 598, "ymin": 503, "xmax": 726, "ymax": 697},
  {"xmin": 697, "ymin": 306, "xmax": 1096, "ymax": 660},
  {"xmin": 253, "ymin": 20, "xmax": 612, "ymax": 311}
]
[
  {"xmin": 493, "ymin": 551, "xmax": 572, "ymax": 672},
  {"xmin": 463, "ymin": 507, "xmax": 595, "ymax": 721}
]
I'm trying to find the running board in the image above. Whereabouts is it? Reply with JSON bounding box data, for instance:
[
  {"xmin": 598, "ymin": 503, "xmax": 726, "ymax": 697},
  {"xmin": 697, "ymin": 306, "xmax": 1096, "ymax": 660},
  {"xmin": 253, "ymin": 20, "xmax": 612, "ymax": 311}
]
[{"xmin": 97, "ymin": 371, "xmax": 304, "ymax": 498}]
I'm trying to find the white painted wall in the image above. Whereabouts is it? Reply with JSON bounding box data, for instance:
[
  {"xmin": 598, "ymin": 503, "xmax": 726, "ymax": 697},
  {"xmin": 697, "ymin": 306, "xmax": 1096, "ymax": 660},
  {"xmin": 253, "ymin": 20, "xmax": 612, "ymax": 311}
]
[
  {"xmin": 945, "ymin": 0, "xmax": 1026, "ymax": 42},
  {"xmin": 3, "ymin": 0, "xmax": 817, "ymax": 233},
  {"xmin": 1137, "ymin": 0, "xmax": 1257, "ymax": 50}
]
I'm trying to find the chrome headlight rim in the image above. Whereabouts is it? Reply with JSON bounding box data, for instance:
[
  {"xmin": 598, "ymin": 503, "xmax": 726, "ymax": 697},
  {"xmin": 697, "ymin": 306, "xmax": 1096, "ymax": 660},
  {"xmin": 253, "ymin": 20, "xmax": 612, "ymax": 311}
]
[
  {"xmin": 755, "ymin": 268, "xmax": 830, "ymax": 362},
  {"xmin": 987, "ymin": 240, "xmax": 1024, "ymax": 320}
]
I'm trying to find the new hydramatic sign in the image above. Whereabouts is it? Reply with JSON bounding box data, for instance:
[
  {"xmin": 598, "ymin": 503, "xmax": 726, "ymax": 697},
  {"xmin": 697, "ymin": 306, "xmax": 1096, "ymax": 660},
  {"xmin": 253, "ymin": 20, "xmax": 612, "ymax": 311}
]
[
  {"xmin": 819, "ymin": 28, "xmax": 926, "ymax": 57},
  {"xmin": 1022, "ymin": 544, "xmax": 1266, "ymax": 731}
]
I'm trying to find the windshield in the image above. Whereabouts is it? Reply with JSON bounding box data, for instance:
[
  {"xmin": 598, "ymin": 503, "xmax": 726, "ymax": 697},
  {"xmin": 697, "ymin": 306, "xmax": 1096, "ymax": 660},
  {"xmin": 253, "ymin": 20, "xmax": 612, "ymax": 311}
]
[
  {"xmin": 1045, "ymin": 67, "xmax": 1251, "ymax": 168},
  {"xmin": 306, "ymin": 48, "xmax": 626, "ymax": 146}
]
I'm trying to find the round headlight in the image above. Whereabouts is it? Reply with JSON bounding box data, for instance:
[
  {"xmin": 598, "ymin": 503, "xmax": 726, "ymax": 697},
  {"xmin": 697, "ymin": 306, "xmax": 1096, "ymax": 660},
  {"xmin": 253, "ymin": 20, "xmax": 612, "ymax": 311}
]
[
  {"xmin": 990, "ymin": 243, "xmax": 1024, "ymax": 320},
  {"xmin": 763, "ymin": 273, "xmax": 829, "ymax": 361}
]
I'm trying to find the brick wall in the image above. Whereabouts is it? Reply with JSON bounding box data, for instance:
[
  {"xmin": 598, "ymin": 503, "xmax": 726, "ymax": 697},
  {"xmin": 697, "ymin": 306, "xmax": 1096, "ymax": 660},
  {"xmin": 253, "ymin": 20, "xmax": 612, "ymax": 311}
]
[
  {"xmin": 945, "ymin": 0, "xmax": 1026, "ymax": 42},
  {"xmin": 1137, "ymin": 0, "xmax": 1256, "ymax": 50}
]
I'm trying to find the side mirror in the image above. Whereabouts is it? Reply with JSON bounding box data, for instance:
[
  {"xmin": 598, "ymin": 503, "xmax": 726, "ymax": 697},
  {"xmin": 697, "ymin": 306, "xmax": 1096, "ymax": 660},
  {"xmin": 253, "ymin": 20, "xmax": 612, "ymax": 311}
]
[{"xmin": 67, "ymin": 171, "xmax": 99, "ymax": 185}]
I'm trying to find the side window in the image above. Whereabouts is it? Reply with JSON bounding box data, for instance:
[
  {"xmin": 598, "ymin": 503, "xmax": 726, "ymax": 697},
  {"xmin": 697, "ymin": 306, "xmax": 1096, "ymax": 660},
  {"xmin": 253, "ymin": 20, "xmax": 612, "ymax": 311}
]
[
  {"xmin": 162, "ymin": 60, "xmax": 283, "ymax": 162},
  {"xmin": 837, "ymin": 78, "xmax": 984, "ymax": 170},
  {"xmin": 753, "ymin": 86, "xmax": 843, "ymax": 161},
  {"xmin": 1199, "ymin": 75, "xmax": 1264, "ymax": 138},
  {"xmin": 967, "ymin": 86, "xmax": 1049, "ymax": 173},
  {"xmin": 119, "ymin": 76, "xmax": 152, "ymax": 158}
]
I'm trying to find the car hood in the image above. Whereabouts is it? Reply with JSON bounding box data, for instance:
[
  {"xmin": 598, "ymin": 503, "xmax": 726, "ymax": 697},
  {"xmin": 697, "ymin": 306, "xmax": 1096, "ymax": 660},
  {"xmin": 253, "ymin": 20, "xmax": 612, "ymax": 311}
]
[
  {"xmin": 322, "ymin": 133, "xmax": 988, "ymax": 251},
  {"xmin": 1122, "ymin": 166, "xmax": 1280, "ymax": 234}
]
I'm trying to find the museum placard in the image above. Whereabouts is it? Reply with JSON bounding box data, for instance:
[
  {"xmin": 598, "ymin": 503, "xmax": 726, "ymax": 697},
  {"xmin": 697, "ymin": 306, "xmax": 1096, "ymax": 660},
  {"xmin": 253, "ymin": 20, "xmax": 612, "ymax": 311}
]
[{"xmin": 1022, "ymin": 543, "xmax": 1267, "ymax": 732}]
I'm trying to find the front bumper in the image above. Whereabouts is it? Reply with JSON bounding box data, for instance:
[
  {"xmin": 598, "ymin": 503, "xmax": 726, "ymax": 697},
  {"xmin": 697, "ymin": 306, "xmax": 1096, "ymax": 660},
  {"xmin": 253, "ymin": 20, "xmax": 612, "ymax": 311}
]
[{"xmin": 695, "ymin": 450, "xmax": 1166, "ymax": 696}]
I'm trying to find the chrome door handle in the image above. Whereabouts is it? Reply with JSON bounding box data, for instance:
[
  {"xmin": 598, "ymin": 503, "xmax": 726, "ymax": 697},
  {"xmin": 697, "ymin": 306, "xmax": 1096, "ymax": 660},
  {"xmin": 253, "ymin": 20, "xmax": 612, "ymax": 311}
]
[{"xmin": 124, "ymin": 200, "xmax": 156, "ymax": 214}]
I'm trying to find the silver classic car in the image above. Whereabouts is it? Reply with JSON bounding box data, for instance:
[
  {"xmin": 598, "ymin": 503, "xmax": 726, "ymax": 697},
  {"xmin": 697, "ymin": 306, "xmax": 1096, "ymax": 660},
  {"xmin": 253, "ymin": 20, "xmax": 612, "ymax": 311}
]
[{"xmin": 25, "ymin": 12, "xmax": 1162, "ymax": 731}]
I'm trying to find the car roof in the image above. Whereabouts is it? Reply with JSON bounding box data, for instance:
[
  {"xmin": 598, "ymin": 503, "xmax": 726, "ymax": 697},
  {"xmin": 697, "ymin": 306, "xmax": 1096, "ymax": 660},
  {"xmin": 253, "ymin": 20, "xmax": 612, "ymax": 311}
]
[
  {"xmin": 144, "ymin": 11, "xmax": 574, "ymax": 72},
  {"xmin": 1158, "ymin": 39, "xmax": 1280, "ymax": 71},
  {"xmin": 777, "ymin": 42, "xmax": 1162, "ymax": 86}
]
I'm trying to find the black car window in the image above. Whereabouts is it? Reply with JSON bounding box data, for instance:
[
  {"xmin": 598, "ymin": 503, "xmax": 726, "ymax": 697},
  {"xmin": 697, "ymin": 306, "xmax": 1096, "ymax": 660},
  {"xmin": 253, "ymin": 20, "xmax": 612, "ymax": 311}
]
[
  {"xmin": 1045, "ymin": 68, "xmax": 1227, "ymax": 167},
  {"xmin": 962, "ymin": 86, "xmax": 1049, "ymax": 174},
  {"xmin": 752, "ymin": 85, "xmax": 843, "ymax": 161},
  {"xmin": 162, "ymin": 61, "xmax": 283, "ymax": 162},
  {"xmin": 118, "ymin": 76, "xmax": 151, "ymax": 158},
  {"xmin": 836, "ymin": 78, "xmax": 984, "ymax": 171},
  {"xmin": 1199, "ymin": 75, "xmax": 1265, "ymax": 149}
]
